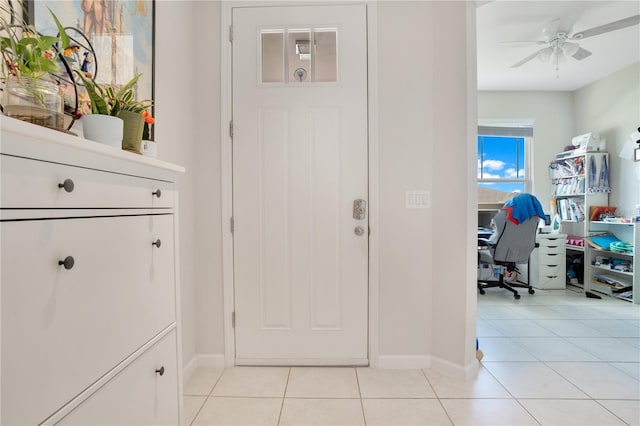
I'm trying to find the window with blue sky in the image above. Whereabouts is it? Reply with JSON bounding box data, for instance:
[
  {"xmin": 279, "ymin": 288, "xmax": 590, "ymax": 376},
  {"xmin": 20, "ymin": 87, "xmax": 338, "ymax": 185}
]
[{"xmin": 477, "ymin": 135, "xmax": 526, "ymax": 194}]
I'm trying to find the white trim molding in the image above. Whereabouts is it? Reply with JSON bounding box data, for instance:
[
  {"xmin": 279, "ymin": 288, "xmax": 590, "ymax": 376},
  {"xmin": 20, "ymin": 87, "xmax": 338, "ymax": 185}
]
[
  {"xmin": 431, "ymin": 356, "xmax": 480, "ymax": 382},
  {"xmin": 376, "ymin": 355, "xmax": 431, "ymax": 370},
  {"xmin": 221, "ymin": 0, "xmax": 236, "ymax": 368},
  {"xmin": 183, "ymin": 354, "xmax": 226, "ymax": 383}
]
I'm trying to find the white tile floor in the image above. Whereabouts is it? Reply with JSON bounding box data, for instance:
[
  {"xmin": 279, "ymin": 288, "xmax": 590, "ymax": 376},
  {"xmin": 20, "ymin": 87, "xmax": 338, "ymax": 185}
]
[{"xmin": 183, "ymin": 287, "xmax": 640, "ymax": 425}]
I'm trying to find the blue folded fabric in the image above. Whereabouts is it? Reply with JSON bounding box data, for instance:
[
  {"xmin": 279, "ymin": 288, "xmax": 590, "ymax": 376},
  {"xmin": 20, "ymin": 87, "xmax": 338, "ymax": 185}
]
[{"xmin": 502, "ymin": 193, "xmax": 546, "ymax": 225}]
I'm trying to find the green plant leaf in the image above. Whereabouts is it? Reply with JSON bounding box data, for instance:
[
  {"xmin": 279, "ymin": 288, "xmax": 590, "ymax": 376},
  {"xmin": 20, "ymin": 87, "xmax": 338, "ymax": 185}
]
[
  {"xmin": 74, "ymin": 69, "xmax": 110, "ymax": 115},
  {"xmin": 114, "ymin": 73, "xmax": 142, "ymax": 99},
  {"xmin": 48, "ymin": 8, "xmax": 70, "ymax": 48}
]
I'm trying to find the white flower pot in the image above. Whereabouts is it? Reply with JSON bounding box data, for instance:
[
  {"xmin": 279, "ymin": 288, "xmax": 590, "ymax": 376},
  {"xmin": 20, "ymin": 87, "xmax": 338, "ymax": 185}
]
[
  {"xmin": 141, "ymin": 140, "xmax": 157, "ymax": 158},
  {"xmin": 82, "ymin": 115, "xmax": 123, "ymax": 148}
]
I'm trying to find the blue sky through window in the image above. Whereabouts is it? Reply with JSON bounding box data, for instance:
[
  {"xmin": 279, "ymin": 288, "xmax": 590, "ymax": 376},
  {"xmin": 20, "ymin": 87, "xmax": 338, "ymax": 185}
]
[{"xmin": 478, "ymin": 135, "xmax": 525, "ymax": 193}]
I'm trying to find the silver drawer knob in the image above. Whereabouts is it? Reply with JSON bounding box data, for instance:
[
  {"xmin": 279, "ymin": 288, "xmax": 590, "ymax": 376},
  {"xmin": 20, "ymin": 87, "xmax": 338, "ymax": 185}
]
[{"xmin": 152, "ymin": 189, "xmax": 162, "ymax": 198}]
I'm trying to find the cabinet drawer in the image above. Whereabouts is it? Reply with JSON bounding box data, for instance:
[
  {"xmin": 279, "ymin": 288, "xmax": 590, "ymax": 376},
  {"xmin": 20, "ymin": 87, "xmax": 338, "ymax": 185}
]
[
  {"xmin": 1, "ymin": 215, "xmax": 176, "ymax": 426},
  {"xmin": 58, "ymin": 330, "xmax": 180, "ymax": 426},
  {"xmin": 539, "ymin": 264, "xmax": 564, "ymax": 277},
  {"xmin": 537, "ymin": 236, "xmax": 565, "ymax": 248},
  {"xmin": 539, "ymin": 245, "xmax": 565, "ymax": 256},
  {"xmin": 534, "ymin": 273, "xmax": 565, "ymax": 290},
  {"xmin": 1, "ymin": 154, "xmax": 173, "ymax": 209},
  {"xmin": 538, "ymin": 251, "xmax": 564, "ymax": 264}
]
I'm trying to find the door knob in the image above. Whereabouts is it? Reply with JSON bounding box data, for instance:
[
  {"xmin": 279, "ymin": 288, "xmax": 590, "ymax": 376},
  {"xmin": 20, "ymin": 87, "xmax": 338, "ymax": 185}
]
[{"xmin": 354, "ymin": 226, "xmax": 365, "ymax": 236}]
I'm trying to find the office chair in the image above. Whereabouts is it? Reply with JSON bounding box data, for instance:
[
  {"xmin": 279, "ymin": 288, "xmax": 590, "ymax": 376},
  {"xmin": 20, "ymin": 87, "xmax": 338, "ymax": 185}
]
[{"xmin": 478, "ymin": 193, "xmax": 545, "ymax": 299}]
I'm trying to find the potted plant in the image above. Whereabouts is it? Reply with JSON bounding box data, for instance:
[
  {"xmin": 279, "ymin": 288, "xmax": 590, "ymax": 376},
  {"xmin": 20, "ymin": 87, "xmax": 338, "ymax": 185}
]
[
  {"xmin": 0, "ymin": 3, "xmax": 70, "ymax": 130},
  {"xmin": 141, "ymin": 110, "xmax": 157, "ymax": 158},
  {"xmin": 75, "ymin": 71, "xmax": 152, "ymax": 152}
]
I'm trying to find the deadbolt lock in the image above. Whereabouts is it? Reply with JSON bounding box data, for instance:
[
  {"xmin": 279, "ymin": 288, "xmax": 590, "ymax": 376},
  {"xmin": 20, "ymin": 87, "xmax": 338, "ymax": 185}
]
[{"xmin": 353, "ymin": 199, "xmax": 367, "ymax": 220}]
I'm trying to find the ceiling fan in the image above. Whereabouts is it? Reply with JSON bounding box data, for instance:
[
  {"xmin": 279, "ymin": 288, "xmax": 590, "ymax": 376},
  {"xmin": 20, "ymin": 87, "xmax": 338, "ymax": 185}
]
[{"xmin": 510, "ymin": 14, "xmax": 640, "ymax": 70}]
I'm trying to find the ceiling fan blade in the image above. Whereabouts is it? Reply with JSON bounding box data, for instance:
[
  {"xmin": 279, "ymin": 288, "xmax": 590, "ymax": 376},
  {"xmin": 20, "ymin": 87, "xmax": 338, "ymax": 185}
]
[
  {"xmin": 571, "ymin": 47, "xmax": 592, "ymax": 60},
  {"xmin": 571, "ymin": 14, "xmax": 640, "ymax": 39},
  {"xmin": 510, "ymin": 48, "xmax": 546, "ymax": 68}
]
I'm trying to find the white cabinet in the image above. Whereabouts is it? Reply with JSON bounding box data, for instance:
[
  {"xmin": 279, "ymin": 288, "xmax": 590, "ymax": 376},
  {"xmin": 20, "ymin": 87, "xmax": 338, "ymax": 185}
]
[
  {"xmin": 0, "ymin": 117, "xmax": 185, "ymax": 424},
  {"xmin": 529, "ymin": 234, "xmax": 566, "ymax": 289},
  {"xmin": 585, "ymin": 221, "xmax": 639, "ymax": 304}
]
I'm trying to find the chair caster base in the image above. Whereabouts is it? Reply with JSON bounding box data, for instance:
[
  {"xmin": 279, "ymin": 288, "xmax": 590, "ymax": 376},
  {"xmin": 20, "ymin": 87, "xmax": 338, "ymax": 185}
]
[
  {"xmin": 528, "ymin": 288, "xmax": 535, "ymax": 294},
  {"xmin": 514, "ymin": 293, "xmax": 521, "ymax": 300}
]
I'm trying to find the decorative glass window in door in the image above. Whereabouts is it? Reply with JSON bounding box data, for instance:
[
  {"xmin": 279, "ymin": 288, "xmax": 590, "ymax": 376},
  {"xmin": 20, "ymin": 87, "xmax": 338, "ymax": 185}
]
[{"xmin": 261, "ymin": 29, "xmax": 338, "ymax": 84}]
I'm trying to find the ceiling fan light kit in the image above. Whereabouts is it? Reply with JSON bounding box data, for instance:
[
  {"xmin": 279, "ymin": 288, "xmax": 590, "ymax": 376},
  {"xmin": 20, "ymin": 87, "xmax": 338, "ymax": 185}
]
[{"xmin": 509, "ymin": 14, "xmax": 640, "ymax": 76}]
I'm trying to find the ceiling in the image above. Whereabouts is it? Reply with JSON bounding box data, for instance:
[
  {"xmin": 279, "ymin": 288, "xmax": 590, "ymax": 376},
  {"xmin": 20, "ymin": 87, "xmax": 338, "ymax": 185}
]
[{"xmin": 476, "ymin": 1, "xmax": 640, "ymax": 91}]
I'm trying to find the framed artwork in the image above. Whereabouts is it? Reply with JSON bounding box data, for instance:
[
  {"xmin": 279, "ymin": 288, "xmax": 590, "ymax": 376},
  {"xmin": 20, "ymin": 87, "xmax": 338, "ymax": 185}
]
[{"xmin": 27, "ymin": 0, "xmax": 154, "ymax": 126}]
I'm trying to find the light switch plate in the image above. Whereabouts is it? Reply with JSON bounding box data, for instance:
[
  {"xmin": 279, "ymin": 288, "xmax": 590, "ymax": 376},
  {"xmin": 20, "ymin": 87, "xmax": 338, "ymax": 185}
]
[{"xmin": 406, "ymin": 190, "xmax": 430, "ymax": 208}]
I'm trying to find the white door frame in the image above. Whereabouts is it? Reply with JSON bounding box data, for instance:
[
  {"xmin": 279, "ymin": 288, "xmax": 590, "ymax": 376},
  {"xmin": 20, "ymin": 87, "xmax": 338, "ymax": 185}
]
[{"xmin": 220, "ymin": 0, "xmax": 379, "ymax": 367}]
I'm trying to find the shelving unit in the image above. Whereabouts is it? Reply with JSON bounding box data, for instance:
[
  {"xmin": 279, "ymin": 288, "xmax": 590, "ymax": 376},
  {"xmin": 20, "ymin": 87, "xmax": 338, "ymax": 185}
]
[
  {"xmin": 585, "ymin": 221, "xmax": 639, "ymax": 304},
  {"xmin": 549, "ymin": 150, "xmax": 609, "ymax": 287}
]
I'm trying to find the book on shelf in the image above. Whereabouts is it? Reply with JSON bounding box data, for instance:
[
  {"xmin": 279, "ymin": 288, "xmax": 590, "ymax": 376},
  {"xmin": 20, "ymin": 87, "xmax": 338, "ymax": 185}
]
[
  {"xmin": 554, "ymin": 176, "xmax": 585, "ymax": 196},
  {"xmin": 556, "ymin": 198, "xmax": 585, "ymax": 222}
]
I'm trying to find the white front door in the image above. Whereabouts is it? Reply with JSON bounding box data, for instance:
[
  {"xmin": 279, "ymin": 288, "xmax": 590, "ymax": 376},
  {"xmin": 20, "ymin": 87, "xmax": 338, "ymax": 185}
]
[{"xmin": 232, "ymin": 4, "xmax": 369, "ymax": 365}]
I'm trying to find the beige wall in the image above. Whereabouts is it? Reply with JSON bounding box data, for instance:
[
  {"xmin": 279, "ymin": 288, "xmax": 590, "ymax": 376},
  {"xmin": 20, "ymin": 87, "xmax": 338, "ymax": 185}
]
[
  {"xmin": 375, "ymin": 1, "xmax": 477, "ymax": 372},
  {"xmin": 376, "ymin": 1, "xmax": 433, "ymax": 360},
  {"xmin": 573, "ymin": 62, "xmax": 640, "ymax": 217},
  {"xmin": 155, "ymin": 1, "xmax": 199, "ymax": 365},
  {"xmin": 193, "ymin": 1, "xmax": 225, "ymax": 357},
  {"xmin": 477, "ymin": 91, "xmax": 574, "ymax": 211}
]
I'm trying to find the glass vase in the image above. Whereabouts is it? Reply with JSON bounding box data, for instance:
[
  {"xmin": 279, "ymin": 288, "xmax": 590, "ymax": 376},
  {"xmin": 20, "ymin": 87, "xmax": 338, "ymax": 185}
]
[{"xmin": 2, "ymin": 75, "xmax": 64, "ymax": 130}]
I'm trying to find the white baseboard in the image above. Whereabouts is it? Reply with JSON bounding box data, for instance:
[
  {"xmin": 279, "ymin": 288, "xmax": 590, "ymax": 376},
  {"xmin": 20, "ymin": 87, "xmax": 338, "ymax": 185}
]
[
  {"xmin": 183, "ymin": 353, "xmax": 226, "ymax": 382},
  {"xmin": 376, "ymin": 355, "xmax": 432, "ymax": 369},
  {"xmin": 357, "ymin": 354, "xmax": 480, "ymax": 381},
  {"xmin": 431, "ymin": 355, "xmax": 479, "ymax": 381}
]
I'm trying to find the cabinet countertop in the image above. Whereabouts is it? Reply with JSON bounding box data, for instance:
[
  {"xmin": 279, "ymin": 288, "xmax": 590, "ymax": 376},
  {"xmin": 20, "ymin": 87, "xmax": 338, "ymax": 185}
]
[{"xmin": 1, "ymin": 116, "xmax": 185, "ymax": 177}]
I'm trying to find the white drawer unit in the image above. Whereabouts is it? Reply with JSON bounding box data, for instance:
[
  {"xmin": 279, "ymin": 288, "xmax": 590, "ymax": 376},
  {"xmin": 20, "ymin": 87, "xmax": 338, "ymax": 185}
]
[
  {"xmin": 529, "ymin": 234, "xmax": 567, "ymax": 289},
  {"xmin": 0, "ymin": 117, "xmax": 185, "ymax": 425}
]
